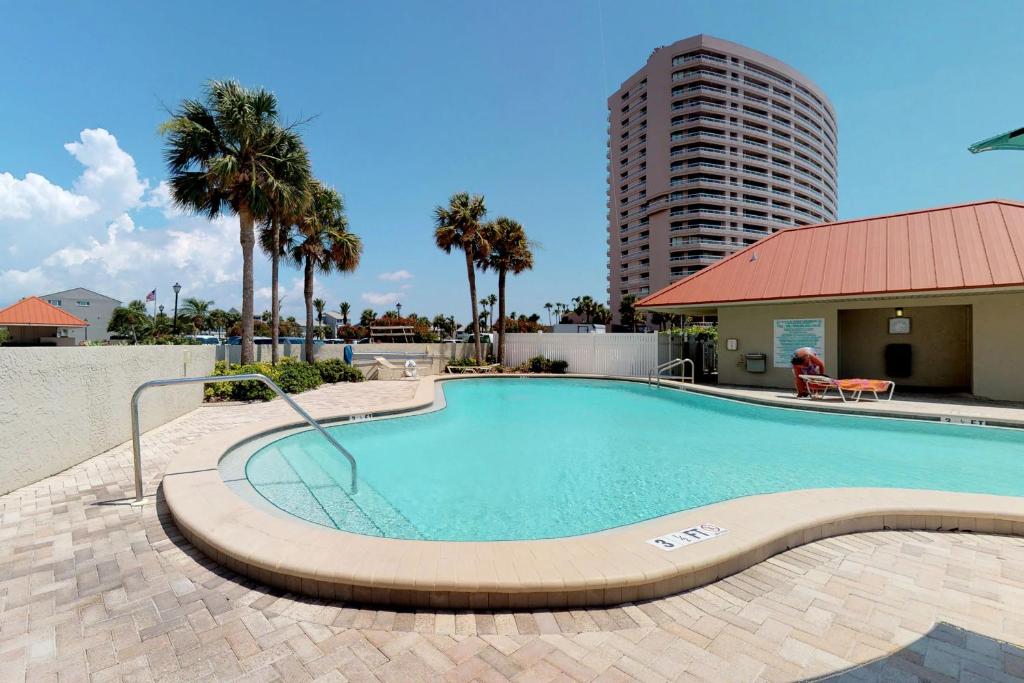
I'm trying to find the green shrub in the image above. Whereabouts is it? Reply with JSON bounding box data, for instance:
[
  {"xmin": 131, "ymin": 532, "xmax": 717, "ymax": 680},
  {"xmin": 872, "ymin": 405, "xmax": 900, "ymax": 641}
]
[
  {"xmin": 276, "ymin": 361, "xmax": 323, "ymax": 394},
  {"xmin": 523, "ymin": 354, "xmax": 569, "ymax": 374},
  {"xmin": 527, "ymin": 354, "xmax": 549, "ymax": 373},
  {"xmin": 230, "ymin": 363, "xmax": 280, "ymax": 401},
  {"xmin": 317, "ymin": 358, "xmax": 364, "ymax": 383},
  {"xmin": 204, "ymin": 360, "xmax": 279, "ymax": 401}
]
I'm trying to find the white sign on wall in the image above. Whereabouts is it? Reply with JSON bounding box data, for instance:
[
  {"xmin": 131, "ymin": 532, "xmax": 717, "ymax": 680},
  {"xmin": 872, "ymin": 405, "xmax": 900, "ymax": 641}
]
[{"xmin": 773, "ymin": 318, "xmax": 825, "ymax": 368}]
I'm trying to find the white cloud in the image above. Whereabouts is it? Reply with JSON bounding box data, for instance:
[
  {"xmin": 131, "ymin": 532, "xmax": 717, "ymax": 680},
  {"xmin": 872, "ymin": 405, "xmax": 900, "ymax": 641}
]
[
  {"xmin": 0, "ymin": 171, "xmax": 97, "ymax": 223},
  {"xmin": 378, "ymin": 269, "xmax": 413, "ymax": 281},
  {"xmin": 64, "ymin": 128, "xmax": 148, "ymax": 215},
  {"xmin": 144, "ymin": 180, "xmax": 184, "ymax": 218},
  {"xmin": 162, "ymin": 215, "xmax": 240, "ymax": 286},
  {"xmin": 44, "ymin": 213, "xmax": 147, "ymax": 275},
  {"xmin": 0, "ymin": 266, "xmax": 53, "ymax": 296},
  {"xmin": 361, "ymin": 291, "xmax": 401, "ymax": 306},
  {"xmin": 0, "ymin": 128, "xmax": 146, "ymax": 229}
]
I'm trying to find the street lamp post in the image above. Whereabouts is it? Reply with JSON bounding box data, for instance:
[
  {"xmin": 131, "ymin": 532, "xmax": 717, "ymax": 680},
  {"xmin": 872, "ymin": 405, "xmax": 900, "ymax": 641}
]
[
  {"xmin": 172, "ymin": 282, "xmax": 182, "ymax": 334},
  {"xmin": 395, "ymin": 302, "xmax": 402, "ymax": 318}
]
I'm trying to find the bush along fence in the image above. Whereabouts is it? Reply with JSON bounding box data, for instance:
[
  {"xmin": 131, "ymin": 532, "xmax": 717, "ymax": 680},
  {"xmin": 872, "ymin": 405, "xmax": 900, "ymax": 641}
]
[{"xmin": 204, "ymin": 357, "xmax": 363, "ymax": 402}]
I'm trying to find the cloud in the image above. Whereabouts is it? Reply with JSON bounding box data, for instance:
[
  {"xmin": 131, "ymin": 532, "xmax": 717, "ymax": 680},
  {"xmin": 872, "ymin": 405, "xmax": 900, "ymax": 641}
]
[
  {"xmin": 63, "ymin": 128, "xmax": 148, "ymax": 215},
  {"xmin": 44, "ymin": 213, "xmax": 146, "ymax": 275},
  {"xmin": 0, "ymin": 128, "xmax": 146, "ymax": 229},
  {"xmin": 378, "ymin": 269, "xmax": 413, "ymax": 281},
  {"xmin": 361, "ymin": 291, "xmax": 401, "ymax": 306},
  {"xmin": 0, "ymin": 171, "xmax": 97, "ymax": 223},
  {"xmin": 0, "ymin": 266, "xmax": 53, "ymax": 294},
  {"xmin": 144, "ymin": 180, "xmax": 184, "ymax": 218}
]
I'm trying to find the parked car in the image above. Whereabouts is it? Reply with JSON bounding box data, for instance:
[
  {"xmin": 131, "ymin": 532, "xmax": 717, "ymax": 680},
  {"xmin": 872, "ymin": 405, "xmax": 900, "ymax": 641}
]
[
  {"xmin": 187, "ymin": 335, "xmax": 220, "ymax": 345},
  {"xmin": 225, "ymin": 336, "xmax": 273, "ymax": 345}
]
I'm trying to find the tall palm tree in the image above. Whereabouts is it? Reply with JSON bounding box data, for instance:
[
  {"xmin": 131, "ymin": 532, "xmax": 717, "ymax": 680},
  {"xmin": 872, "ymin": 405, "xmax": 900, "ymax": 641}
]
[
  {"xmin": 478, "ymin": 217, "xmax": 534, "ymax": 364},
  {"xmin": 486, "ymin": 293, "xmax": 497, "ymax": 329},
  {"xmin": 313, "ymin": 297, "xmax": 326, "ymax": 338},
  {"xmin": 479, "ymin": 297, "xmax": 490, "ymax": 330},
  {"xmin": 162, "ymin": 80, "xmax": 293, "ymax": 364},
  {"xmin": 544, "ymin": 302, "xmax": 553, "ymax": 326},
  {"xmin": 259, "ymin": 129, "xmax": 311, "ymax": 364},
  {"xmin": 339, "ymin": 301, "xmax": 350, "ymax": 325},
  {"xmin": 289, "ymin": 182, "xmax": 362, "ymax": 362},
  {"xmin": 434, "ymin": 192, "xmax": 489, "ymax": 363},
  {"xmin": 180, "ymin": 297, "xmax": 214, "ymax": 333}
]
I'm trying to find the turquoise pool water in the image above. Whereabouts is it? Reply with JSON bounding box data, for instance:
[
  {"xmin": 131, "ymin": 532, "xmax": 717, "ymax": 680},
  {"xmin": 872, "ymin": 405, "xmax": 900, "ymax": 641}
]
[{"xmin": 242, "ymin": 378, "xmax": 1024, "ymax": 541}]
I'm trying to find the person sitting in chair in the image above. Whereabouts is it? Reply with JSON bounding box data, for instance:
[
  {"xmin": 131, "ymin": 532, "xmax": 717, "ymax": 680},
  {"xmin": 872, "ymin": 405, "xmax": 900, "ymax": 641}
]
[{"xmin": 791, "ymin": 346, "xmax": 826, "ymax": 398}]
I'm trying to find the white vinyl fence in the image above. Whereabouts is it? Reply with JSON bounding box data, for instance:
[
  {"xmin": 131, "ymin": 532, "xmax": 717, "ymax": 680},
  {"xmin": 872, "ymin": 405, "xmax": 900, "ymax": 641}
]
[{"xmin": 503, "ymin": 333, "xmax": 659, "ymax": 377}]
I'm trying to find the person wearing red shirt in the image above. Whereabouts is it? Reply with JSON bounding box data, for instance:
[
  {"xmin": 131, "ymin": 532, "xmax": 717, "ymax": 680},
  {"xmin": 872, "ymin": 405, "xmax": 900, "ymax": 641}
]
[{"xmin": 790, "ymin": 347, "xmax": 826, "ymax": 398}]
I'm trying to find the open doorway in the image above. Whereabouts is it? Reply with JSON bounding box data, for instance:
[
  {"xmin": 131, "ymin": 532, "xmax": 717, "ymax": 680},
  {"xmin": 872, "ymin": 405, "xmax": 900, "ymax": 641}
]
[{"xmin": 838, "ymin": 305, "xmax": 971, "ymax": 392}]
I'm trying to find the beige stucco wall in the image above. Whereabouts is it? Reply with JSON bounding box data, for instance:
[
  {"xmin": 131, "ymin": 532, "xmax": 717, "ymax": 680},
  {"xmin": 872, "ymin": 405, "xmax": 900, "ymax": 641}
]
[
  {"xmin": 972, "ymin": 293, "xmax": 1024, "ymax": 402},
  {"xmin": 837, "ymin": 305, "xmax": 970, "ymax": 389},
  {"xmin": 0, "ymin": 345, "xmax": 215, "ymax": 495},
  {"xmin": 714, "ymin": 291, "xmax": 1024, "ymax": 402}
]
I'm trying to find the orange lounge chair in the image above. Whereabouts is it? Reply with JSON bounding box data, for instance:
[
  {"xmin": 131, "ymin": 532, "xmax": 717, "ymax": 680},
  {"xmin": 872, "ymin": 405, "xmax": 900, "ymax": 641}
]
[{"xmin": 799, "ymin": 375, "xmax": 896, "ymax": 402}]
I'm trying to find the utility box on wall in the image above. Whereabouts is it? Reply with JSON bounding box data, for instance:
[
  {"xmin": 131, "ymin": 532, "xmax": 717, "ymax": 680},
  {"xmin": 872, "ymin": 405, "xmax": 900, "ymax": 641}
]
[{"xmin": 745, "ymin": 353, "xmax": 767, "ymax": 373}]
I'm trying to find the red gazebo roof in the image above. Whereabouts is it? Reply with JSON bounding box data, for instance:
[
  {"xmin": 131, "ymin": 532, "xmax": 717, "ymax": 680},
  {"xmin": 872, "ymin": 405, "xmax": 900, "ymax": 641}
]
[
  {"xmin": 0, "ymin": 296, "xmax": 89, "ymax": 327},
  {"xmin": 638, "ymin": 199, "xmax": 1024, "ymax": 309}
]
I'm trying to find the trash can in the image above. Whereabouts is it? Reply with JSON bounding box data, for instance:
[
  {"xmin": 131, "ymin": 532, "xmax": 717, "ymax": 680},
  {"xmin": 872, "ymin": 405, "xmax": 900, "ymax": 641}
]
[{"xmin": 884, "ymin": 344, "xmax": 911, "ymax": 378}]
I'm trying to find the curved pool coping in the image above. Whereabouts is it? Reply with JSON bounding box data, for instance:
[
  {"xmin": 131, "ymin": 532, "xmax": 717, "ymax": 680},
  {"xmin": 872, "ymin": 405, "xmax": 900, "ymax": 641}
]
[{"xmin": 163, "ymin": 374, "xmax": 1024, "ymax": 608}]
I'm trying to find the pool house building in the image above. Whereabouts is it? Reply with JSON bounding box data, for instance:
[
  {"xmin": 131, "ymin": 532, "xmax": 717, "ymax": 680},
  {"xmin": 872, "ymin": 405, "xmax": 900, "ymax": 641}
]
[{"xmin": 637, "ymin": 199, "xmax": 1024, "ymax": 402}]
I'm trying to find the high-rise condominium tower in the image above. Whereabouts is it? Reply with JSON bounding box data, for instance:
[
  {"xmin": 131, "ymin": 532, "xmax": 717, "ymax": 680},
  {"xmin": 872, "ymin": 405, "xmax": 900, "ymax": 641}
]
[{"xmin": 608, "ymin": 35, "xmax": 838, "ymax": 324}]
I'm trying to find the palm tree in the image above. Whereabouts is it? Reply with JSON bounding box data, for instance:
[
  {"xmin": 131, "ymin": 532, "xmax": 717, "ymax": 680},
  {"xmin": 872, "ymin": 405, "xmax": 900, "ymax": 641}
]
[
  {"xmin": 487, "ymin": 293, "xmax": 497, "ymax": 328},
  {"xmin": 207, "ymin": 309, "xmax": 229, "ymax": 339},
  {"xmin": 162, "ymin": 80, "xmax": 295, "ymax": 364},
  {"xmin": 479, "ymin": 297, "xmax": 490, "ymax": 330},
  {"xmin": 434, "ymin": 192, "xmax": 490, "ymax": 363},
  {"xmin": 313, "ymin": 297, "xmax": 326, "ymax": 338},
  {"xmin": 339, "ymin": 301, "xmax": 350, "ymax": 325},
  {"xmin": 359, "ymin": 308, "xmax": 376, "ymax": 328},
  {"xmin": 289, "ymin": 181, "xmax": 362, "ymax": 362},
  {"xmin": 259, "ymin": 129, "xmax": 311, "ymax": 364},
  {"xmin": 107, "ymin": 300, "xmax": 151, "ymax": 343},
  {"xmin": 180, "ymin": 297, "xmax": 214, "ymax": 333},
  {"xmin": 478, "ymin": 217, "xmax": 534, "ymax": 364},
  {"xmin": 544, "ymin": 302, "xmax": 553, "ymax": 326}
]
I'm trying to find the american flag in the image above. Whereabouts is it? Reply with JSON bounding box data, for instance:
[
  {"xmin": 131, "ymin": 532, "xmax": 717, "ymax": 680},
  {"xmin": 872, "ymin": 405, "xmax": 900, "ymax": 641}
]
[{"xmin": 145, "ymin": 289, "xmax": 156, "ymax": 302}]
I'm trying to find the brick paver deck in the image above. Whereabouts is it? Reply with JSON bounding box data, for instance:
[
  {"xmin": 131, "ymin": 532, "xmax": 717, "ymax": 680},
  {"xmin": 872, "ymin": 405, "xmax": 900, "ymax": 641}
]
[{"xmin": 2, "ymin": 380, "xmax": 1023, "ymax": 682}]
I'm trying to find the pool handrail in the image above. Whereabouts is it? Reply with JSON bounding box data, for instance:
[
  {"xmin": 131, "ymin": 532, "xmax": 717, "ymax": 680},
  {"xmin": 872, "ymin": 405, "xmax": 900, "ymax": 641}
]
[
  {"xmin": 648, "ymin": 358, "xmax": 695, "ymax": 387},
  {"xmin": 130, "ymin": 374, "xmax": 358, "ymax": 503}
]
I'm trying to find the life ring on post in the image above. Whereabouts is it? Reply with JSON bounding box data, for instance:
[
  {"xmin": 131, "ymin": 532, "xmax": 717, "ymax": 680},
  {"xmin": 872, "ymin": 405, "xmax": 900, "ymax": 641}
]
[{"xmin": 404, "ymin": 359, "xmax": 418, "ymax": 377}]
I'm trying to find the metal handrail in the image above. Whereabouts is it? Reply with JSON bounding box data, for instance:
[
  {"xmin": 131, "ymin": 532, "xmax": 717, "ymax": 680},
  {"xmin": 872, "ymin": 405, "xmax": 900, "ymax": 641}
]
[
  {"xmin": 648, "ymin": 358, "xmax": 695, "ymax": 387},
  {"xmin": 130, "ymin": 374, "xmax": 358, "ymax": 503}
]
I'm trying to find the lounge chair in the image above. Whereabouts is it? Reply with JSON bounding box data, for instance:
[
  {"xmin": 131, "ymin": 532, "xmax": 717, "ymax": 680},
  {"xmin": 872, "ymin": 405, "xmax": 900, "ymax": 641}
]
[
  {"xmin": 799, "ymin": 375, "xmax": 895, "ymax": 402},
  {"xmin": 445, "ymin": 363, "xmax": 500, "ymax": 374},
  {"xmin": 373, "ymin": 356, "xmax": 417, "ymax": 380}
]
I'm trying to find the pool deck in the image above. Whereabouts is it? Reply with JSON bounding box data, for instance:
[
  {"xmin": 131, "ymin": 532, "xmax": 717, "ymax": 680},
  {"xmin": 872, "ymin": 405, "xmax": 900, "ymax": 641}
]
[
  {"xmin": 678, "ymin": 381, "xmax": 1024, "ymax": 427},
  {"xmin": 3, "ymin": 378, "xmax": 1024, "ymax": 681},
  {"xmin": 163, "ymin": 374, "xmax": 1024, "ymax": 612}
]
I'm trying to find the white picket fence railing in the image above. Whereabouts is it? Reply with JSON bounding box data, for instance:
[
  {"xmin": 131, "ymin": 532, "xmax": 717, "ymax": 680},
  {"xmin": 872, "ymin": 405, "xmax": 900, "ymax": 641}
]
[{"xmin": 503, "ymin": 333, "xmax": 659, "ymax": 377}]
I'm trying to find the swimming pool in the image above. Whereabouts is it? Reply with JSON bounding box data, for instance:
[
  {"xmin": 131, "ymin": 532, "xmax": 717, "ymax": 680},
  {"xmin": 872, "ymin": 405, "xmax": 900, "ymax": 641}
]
[{"xmin": 236, "ymin": 378, "xmax": 1024, "ymax": 541}]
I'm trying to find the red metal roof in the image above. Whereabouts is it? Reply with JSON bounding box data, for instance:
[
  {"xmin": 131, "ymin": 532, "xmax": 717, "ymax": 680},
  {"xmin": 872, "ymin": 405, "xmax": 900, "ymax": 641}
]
[
  {"xmin": 0, "ymin": 296, "xmax": 89, "ymax": 327},
  {"xmin": 638, "ymin": 200, "xmax": 1024, "ymax": 309}
]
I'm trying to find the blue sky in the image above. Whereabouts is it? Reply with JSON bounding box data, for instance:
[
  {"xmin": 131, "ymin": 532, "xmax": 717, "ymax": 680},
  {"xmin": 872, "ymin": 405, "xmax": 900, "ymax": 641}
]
[{"xmin": 2, "ymin": 1, "xmax": 1023, "ymax": 322}]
